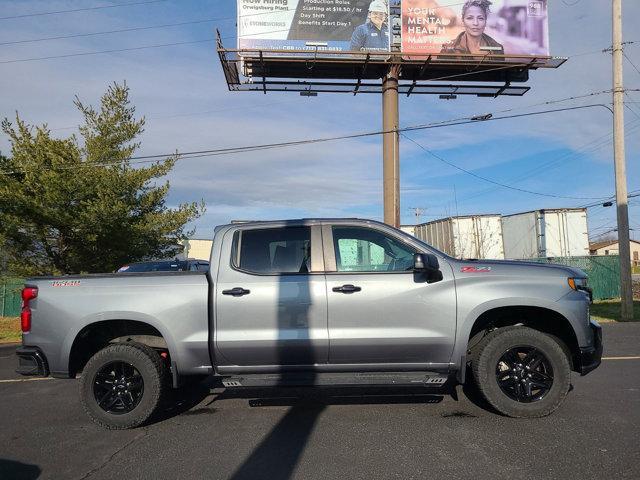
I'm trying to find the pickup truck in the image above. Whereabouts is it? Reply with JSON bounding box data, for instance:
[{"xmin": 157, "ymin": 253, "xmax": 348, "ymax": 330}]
[{"xmin": 16, "ymin": 218, "xmax": 602, "ymax": 429}]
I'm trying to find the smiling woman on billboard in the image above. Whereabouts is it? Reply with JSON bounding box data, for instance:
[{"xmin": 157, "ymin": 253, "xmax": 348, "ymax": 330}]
[
  {"xmin": 401, "ymin": 0, "xmax": 550, "ymax": 58},
  {"xmin": 440, "ymin": 0, "xmax": 504, "ymax": 54}
]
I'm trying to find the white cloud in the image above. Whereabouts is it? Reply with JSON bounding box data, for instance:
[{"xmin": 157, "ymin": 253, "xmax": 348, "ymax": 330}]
[{"xmin": 1, "ymin": 0, "xmax": 639, "ymax": 234}]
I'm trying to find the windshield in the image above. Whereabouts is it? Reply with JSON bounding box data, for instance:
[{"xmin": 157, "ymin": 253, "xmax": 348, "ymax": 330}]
[{"xmin": 117, "ymin": 261, "xmax": 188, "ymax": 273}]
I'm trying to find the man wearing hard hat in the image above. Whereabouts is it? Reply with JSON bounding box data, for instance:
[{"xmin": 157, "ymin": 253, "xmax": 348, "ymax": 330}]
[{"xmin": 350, "ymin": 0, "xmax": 390, "ymax": 51}]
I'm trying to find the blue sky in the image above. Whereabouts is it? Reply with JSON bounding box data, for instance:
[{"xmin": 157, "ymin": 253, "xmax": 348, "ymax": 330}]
[{"xmin": 1, "ymin": 0, "xmax": 639, "ymax": 241}]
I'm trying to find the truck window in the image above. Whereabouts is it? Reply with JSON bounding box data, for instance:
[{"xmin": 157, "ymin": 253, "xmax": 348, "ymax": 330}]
[
  {"xmin": 332, "ymin": 226, "xmax": 416, "ymax": 272},
  {"xmin": 234, "ymin": 227, "xmax": 311, "ymax": 274}
]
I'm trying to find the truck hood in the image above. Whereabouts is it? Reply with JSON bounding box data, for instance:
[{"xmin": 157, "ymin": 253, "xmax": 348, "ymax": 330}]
[{"xmin": 451, "ymin": 258, "xmax": 586, "ymax": 279}]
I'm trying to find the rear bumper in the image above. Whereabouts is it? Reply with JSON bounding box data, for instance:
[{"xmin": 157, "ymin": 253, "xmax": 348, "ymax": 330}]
[
  {"xmin": 577, "ymin": 321, "xmax": 602, "ymax": 376},
  {"xmin": 16, "ymin": 347, "xmax": 49, "ymax": 377}
]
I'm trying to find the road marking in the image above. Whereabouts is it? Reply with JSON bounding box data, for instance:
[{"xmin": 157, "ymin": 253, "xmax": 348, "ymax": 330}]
[
  {"xmin": 602, "ymin": 356, "xmax": 640, "ymax": 361},
  {"xmin": 0, "ymin": 377, "xmax": 54, "ymax": 383}
]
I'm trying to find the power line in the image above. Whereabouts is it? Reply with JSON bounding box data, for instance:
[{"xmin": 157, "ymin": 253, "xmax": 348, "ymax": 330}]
[
  {"xmin": 402, "ymin": 89, "xmax": 613, "ymax": 133},
  {"xmin": 48, "ymin": 99, "xmax": 298, "ymax": 132},
  {"xmin": 0, "ymin": 28, "xmax": 296, "ymax": 65},
  {"xmin": 403, "ymin": 103, "xmax": 620, "ymax": 133},
  {"xmin": 0, "ymin": 38, "xmax": 215, "ymax": 65},
  {"xmin": 0, "ymin": 8, "xmax": 307, "ymax": 47},
  {"xmin": 0, "ymin": 0, "xmax": 167, "ymax": 21},
  {"xmin": 452, "ymin": 119, "xmax": 640, "ymax": 206},
  {"xmin": 623, "ymin": 52, "xmax": 640, "ymax": 76},
  {"xmin": 404, "ymin": 101, "xmax": 639, "ymax": 206},
  {"xmin": 581, "ymin": 191, "xmax": 640, "ymax": 209},
  {"xmin": 43, "ymin": 88, "xmax": 621, "ymax": 136},
  {"xmin": 0, "ymin": 18, "xmax": 223, "ymax": 47},
  {"xmin": 0, "ymin": 103, "xmax": 626, "ymax": 177},
  {"xmin": 400, "ymin": 134, "xmax": 605, "ymax": 200}
]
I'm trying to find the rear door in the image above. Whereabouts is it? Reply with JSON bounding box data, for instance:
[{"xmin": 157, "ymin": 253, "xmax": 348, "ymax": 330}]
[
  {"xmin": 215, "ymin": 224, "xmax": 328, "ymax": 370},
  {"xmin": 324, "ymin": 223, "xmax": 456, "ymax": 368}
]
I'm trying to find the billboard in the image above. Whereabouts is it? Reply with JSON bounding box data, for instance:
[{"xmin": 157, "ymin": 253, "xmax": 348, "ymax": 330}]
[
  {"xmin": 237, "ymin": 0, "xmax": 391, "ymax": 53},
  {"xmin": 401, "ymin": 0, "xmax": 549, "ymax": 57}
]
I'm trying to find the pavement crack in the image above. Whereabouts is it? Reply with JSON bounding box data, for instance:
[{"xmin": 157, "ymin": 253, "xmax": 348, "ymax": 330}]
[{"xmin": 78, "ymin": 428, "xmax": 148, "ymax": 480}]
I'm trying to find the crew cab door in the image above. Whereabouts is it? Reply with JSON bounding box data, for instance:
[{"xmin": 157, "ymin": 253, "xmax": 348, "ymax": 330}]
[
  {"xmin": 324, "ymin": 224, "xmax": 456, "ymax": 367},
  {"xmin": 214, "ymin": 224, "xmax": 328, "ymax": 370}
]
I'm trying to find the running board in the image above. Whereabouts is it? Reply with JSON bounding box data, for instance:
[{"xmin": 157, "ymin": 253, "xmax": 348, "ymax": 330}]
[{"xmin": 221, "ymin": 371, "xmax": 450, "ymax": 388}]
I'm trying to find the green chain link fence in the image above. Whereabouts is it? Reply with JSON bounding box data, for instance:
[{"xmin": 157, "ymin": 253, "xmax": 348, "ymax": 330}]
[
  {"xmin": 0, "ymin": 277, "xmax": 24, "ymax": 317},
  {"xmin": 529, "ymin": 255, "xmax": 621, "ymax": 300}
]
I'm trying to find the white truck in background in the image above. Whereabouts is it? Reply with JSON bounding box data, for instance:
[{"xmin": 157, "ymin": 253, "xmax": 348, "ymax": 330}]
[{"xmin": 502, "ymin": 209, "xmax": 589, "ymax": 259}]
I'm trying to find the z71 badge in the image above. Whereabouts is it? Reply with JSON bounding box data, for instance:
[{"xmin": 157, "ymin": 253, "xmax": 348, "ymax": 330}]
[
  {"xmin": 460, "ymin": 266, "xmax": 492, "ymax": 273},
  {"xmin": 51, "ymin": 280, "xmax": 81, "ymax": 287}
]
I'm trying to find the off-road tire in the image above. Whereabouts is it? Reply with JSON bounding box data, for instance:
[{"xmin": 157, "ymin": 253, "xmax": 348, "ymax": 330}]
[
  {"xmin": 80, "ymin": 342, "xmax": 169, "ymax": 429},
  {"xmin": 471, "ymin": 326, "xmax": 571, "ymax": 418}
]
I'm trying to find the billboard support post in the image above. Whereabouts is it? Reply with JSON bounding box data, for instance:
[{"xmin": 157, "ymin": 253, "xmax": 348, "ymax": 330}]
[
  {"xmin": 612, "ymin": 0, "xmax": 633, "ymax": 321},
  {"xmin": 383, "ymin": 65, "xmax": 400, "ymax": 227}
]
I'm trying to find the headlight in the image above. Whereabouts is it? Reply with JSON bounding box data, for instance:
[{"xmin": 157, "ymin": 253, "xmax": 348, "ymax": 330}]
[
  {"xmin": 568, "ymin": 277, "xmax": 588, "ymax": 291},
  {"xmin": 568, "ymin": 277, "xmax": 592, "ymax": 302}
]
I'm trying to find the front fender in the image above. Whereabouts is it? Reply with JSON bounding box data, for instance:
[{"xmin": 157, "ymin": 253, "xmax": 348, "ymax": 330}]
[{"xmin": 450, "ymin": 296, "xmax": 578, "ymax": 369}]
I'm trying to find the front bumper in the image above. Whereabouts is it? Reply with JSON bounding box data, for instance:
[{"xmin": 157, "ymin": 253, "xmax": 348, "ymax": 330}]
[
  {"xmin": 16, "ymin": 347, "xmax": 49, "ymax": 376},
  {"xmin": 577, "ymin": 321, "xmax": 603, "ymax": 376}
]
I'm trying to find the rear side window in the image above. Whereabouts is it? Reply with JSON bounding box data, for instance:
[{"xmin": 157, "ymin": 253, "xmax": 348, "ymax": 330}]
[{"xmin": 234, "ymin": 227, "xmax": 311, "ymax": 274}]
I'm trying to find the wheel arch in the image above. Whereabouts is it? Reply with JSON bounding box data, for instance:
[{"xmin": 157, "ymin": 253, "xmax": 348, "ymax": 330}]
[
  {"xmin": 464, "ymin": 305, "xmax": 580, "ymax": 371},
  {"xmin": 67, "ymin": 317, "xmax": 175, "ymax": 378}
]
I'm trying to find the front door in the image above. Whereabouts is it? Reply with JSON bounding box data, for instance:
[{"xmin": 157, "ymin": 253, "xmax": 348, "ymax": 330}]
[
  {"xmin": 324, "ymin": 224, "xmax": 456, "ymax": 367},
  {"xmin": 215, "ymin": 225, "xmax": 328, "ymax": 370}
]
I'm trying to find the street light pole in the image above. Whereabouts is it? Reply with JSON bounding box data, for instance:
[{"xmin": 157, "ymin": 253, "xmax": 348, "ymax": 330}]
[{"xmin": 612, "ymin": 0, "xmax": 634, "ymax": 321}]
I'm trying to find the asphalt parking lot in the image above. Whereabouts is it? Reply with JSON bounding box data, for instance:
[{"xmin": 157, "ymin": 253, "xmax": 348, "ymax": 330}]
[{"xmin": 1, "ymin": 323, "xmax": 639, "ymax": 480}]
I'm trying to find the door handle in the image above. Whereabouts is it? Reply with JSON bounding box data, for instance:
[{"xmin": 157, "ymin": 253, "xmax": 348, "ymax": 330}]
[
  {"xmin": 332, "ymin": 284, "xmax": 362, "ymax": 294},
  {"xmin": 222, "ymin": 287, "xmax": 251, "ymax": 297}
]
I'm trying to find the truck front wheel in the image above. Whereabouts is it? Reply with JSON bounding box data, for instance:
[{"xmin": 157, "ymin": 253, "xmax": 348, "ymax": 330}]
[
  {"xmin": 471, "ymin": 326, "xmax": 571, "ymax": 418},
  {"xmin": 79, "ymin": 342, "xmax": 169, "ymax": 429}
]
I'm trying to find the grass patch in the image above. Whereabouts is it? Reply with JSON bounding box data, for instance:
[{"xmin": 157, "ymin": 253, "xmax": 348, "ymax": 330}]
[
  {"xmin": 0, "ymin": 317, "xmax": 21, "ymax": 343},
  {"xmin": 591, "ymin": 300, "xmax": 640, "ymax": 323}
]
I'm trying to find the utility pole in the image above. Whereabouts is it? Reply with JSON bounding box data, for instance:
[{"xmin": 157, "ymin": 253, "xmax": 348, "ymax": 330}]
[
  {"xmin": 409, "ymin": 207, "xmax": 426, "ymax": 224},
  {"xmin": 612, "ymin": 0, "xmax": 634, "ymax": 321},
  {"xmin": 382, "ymin": 65, "xmax": 401, "ymax": 227}
]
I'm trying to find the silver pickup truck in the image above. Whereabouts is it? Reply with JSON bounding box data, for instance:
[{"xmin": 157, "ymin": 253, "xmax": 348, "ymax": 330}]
[{"xmin": 16, "ymin": 218, "xmax": 602, "ymax": 429}]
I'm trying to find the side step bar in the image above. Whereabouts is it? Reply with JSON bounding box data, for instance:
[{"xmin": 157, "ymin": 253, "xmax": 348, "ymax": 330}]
[{"xmin": 221, "ymin": 371, "xmax": 450, "ymax": 388}]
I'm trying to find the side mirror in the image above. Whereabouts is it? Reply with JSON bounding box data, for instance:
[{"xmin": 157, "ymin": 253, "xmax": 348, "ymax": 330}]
[{"xmin": 414, "ymin": 253, "xmax": 443, "ymax": 283}]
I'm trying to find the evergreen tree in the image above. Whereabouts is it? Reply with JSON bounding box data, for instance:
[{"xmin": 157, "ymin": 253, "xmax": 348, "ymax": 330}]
[{"xmin": 0, "ymin": 82, "xmax": 205, "ymax": 275}]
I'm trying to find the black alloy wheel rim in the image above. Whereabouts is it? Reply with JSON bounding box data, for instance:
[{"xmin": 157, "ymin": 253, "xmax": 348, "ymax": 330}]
[
  {"xmin": 495, "ymin": 346, "xmax": 554, "ymax": 403},
  {"xmin": 93, "ymin": 361, "xmax": 144, "ymax": 414}
]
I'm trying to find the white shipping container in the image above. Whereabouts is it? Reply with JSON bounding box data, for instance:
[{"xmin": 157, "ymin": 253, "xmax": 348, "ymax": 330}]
[
  {"xmin": 399, "ymin": 225, "xmax": 416, "ymax": 236},
  {"xmin": 414, "ymin": 215, "xmax": 504, "ymax": 259},
  {"xmin": 502, "ymin": 209, "xmax": 589, "ymax": 259}
]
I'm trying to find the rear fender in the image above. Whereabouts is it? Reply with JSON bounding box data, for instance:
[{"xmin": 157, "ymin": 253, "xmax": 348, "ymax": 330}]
[{"xmin": 60, "ymin": 311, "xmax": 179, "ymax": 377}]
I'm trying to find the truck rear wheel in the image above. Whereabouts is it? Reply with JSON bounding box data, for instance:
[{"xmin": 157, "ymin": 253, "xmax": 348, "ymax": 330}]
[
  {"xmin": 79, "ymin": 342, "xmax": 169, "ymax": 429},
  {"xmin": 471, "ymin": 326, "xmax": 571, "ymax": 418}
]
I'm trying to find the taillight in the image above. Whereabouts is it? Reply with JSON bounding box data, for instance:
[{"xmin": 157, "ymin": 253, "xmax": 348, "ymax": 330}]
[{"xmin": 21, "ymin": 286, "xmax": 38, "ymax": 333}]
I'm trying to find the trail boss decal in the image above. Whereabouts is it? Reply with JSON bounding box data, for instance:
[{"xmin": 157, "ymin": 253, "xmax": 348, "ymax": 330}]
[
  {"xmin": 460, "ymin": 266, "xmax": 492, "ymax": 273},
  {"xmin": 51, "ymin": 280, "xmax": 81, "ymax": 287}
]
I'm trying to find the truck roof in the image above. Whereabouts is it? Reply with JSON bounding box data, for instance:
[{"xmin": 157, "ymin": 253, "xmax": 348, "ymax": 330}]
[{"xmin": 218, "ymin": 218, "xmax": 378, "ymax": 228}]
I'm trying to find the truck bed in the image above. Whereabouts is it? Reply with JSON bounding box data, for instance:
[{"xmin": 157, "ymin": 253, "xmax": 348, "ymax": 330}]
[{"xmin": 23, "ymin": 271, "xmax": 211, "ymax": 378}]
